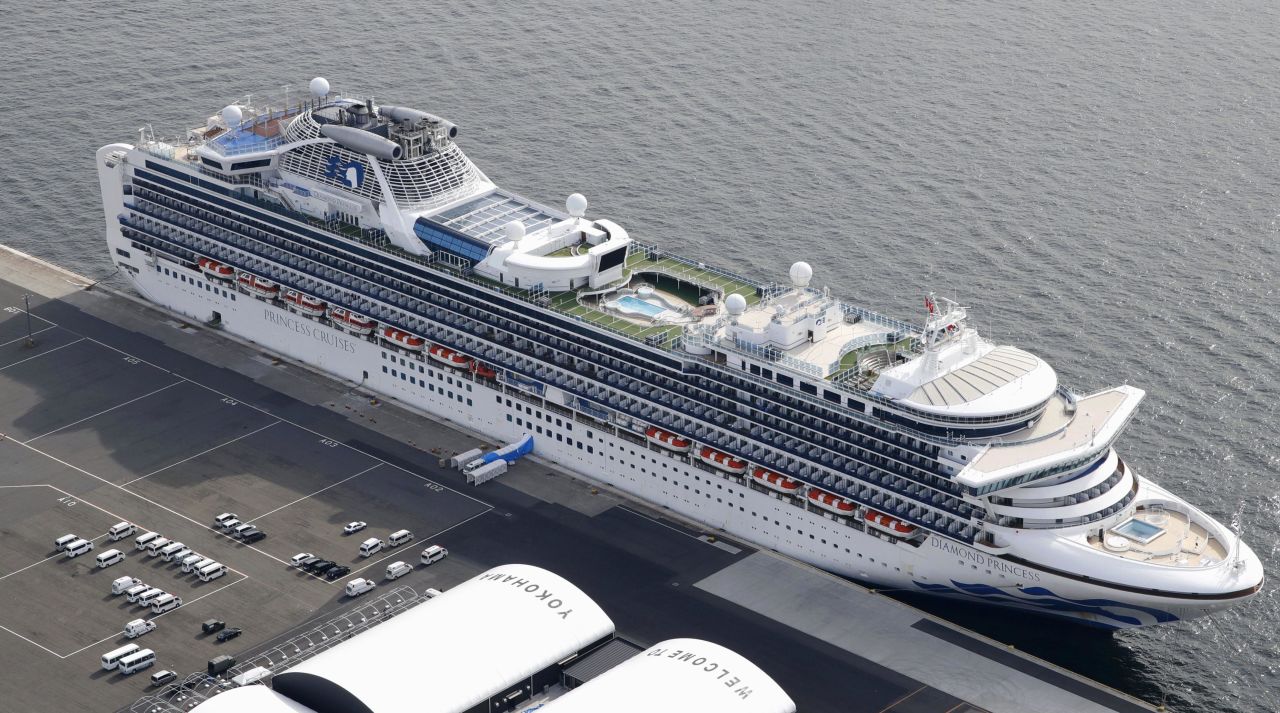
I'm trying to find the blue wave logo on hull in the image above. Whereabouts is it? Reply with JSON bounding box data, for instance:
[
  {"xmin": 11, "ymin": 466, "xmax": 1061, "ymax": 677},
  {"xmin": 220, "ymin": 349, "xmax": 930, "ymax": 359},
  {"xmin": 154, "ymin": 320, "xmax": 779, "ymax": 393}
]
[{"xmin": 913, "ymin": 580, "xmax": 1178, "ymax": 628}]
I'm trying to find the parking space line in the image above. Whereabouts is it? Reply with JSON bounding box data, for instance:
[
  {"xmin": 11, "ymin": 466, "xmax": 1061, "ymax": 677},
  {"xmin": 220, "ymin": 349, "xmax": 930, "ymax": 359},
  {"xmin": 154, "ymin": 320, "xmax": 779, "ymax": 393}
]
[
  {"xmin": 27, "ymin": 379, "xmax": 187, "ymax": 442},
  {"xmin": 10, "ymin": 304, "xmax": 58, "ymax": 329},
  {"xmin": 0, "ymin": 533, "xmax": 113, "ymax": 583},
  {"xmin": 121, "ymin": 420, "xmax": 281, "ymax": 486},
  {"xmin": 74, "ymin": 334, "xmax": 492, "ymax": 510},
  {"xmin": 58, "ymin": 575, "xmax": 250, "ymax": 660},
  {"xmin": 0, "ymin": 337, "xmax": 85, "ymax": 371},
  {"xmin": 0, "ymin": 623, "xmax": 64, "ymax": 657},
  {"xmin": 248, "ymin": 463, "xmax": 383, "ymax": 523},
  {"xmin": 4, "ymin": 438, "xmax": 293, "ymax": 573},
  {"xmin": 0, "ymin": 325, "xmax": 57, "ymax": 347},
  {"xmin": 349, "ymin": 507, "xmax": 493, "ymax": 578}
]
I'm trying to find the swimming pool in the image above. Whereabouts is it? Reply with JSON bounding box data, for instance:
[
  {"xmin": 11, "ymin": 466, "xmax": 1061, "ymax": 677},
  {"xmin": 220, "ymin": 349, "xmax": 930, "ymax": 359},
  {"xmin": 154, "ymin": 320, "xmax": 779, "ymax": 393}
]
[
  {"xmin": 1112, "ymin": 518, "xmax": 1164, "ymax": 544},
  {"xmin": 616, "ymin": 295, "xmax": 666, "ymax": 318}
]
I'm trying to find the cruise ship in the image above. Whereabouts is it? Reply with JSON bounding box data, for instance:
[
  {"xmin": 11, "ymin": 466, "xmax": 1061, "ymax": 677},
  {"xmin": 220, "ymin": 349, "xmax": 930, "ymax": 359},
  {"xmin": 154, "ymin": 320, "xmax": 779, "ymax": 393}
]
[{"xmin": 96, "ymin": 78, "xmax": 1263, "ymax": 629}]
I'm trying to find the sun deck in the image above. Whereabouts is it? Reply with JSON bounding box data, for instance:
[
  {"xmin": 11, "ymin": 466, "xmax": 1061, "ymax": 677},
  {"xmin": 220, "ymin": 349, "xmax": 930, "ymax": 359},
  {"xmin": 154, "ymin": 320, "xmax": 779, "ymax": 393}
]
[{"xmin": 1087, "ymin": 506, "xmax": 1229, "ymax": 566}]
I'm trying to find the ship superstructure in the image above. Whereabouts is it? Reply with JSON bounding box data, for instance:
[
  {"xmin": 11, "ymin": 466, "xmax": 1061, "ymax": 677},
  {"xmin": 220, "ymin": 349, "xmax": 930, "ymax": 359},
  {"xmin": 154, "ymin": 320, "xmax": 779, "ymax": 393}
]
[{"xmin": 96, "ymin": 78, "xmax": 1263, "ymax": 628}]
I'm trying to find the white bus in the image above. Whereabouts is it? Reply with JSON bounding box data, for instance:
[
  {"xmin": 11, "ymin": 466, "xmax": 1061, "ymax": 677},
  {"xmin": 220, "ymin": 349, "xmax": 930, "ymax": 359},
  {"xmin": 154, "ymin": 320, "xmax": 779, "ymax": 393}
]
[
  {"xmin": 101, "ymin": 643, "xmax": 140, "ymax": 670},
  {"xmin": 197, "ymin": 562, "xmax": 227, "ymax": 582},
  {"xmin": 118, "ymin": 648, "xmax": 156, "ymax": 675}
]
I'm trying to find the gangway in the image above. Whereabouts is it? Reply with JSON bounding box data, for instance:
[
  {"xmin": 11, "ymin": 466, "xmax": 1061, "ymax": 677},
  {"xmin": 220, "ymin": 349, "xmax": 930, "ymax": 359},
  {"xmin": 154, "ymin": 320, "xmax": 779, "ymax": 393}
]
[{"xmin": 464, "ymin": 434, "xmax": 534, "ymax": 485}]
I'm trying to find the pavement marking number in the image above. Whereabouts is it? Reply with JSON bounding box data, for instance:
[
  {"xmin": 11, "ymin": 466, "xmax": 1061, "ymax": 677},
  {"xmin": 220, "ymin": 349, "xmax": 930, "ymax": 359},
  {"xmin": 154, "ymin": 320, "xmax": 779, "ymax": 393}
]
[
  {"xmin": 319, "ymin": 438, "xmax": 340, "ymax": 447},
  {"xmin": 221, "ymin": 397, "xmax": 239, "ymax": 406},
  {"xmin": 122, "ymin": 356, "xmax": 140, "ymax": 365},
  {"xmin": 57, "ymin": 496, "xmax": 76, "ymax": 507},
  {"xmin": 4, "ymin": 306, "xmax": 19, "ymax": 313},
  {"xmin": 423, "ymin": 483, "xmax": 444, "ymax": 493}
]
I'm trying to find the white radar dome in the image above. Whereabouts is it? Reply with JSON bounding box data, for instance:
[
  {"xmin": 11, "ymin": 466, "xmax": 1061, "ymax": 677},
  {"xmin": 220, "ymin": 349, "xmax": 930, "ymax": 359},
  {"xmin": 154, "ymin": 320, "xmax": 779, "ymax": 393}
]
[
  {"xmin": 725, "ymin": 293, "xmax": 747, "ymax": 315},
  {"xmin": 566, "ymin": 193, "xmax": 588, "ymax": 218},
  {"xmin": 789, "ymin": 261, "xmax": 813, "ymax": 287},
  {"xmin": 504, "ymin": 221, "xmax": 526, "ymax": 243},
  {"xmin": 220, "ymin": 105, "xmax": 243, "ymax": 127},
  {"xmin": 309, "ymin": 77, "xmax": 330, "ymax": 98}
]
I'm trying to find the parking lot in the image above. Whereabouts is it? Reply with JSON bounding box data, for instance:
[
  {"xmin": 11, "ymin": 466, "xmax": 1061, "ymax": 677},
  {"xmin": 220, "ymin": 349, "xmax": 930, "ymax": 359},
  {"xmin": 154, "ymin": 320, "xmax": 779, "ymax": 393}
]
[{"xmin": 0, "ymin": 301, "xmax": 491, "ymax": 711}]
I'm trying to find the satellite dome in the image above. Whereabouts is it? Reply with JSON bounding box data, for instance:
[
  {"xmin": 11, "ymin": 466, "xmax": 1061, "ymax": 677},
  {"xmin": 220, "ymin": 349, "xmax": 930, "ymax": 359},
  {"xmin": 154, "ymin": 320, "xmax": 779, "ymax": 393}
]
[
  {"xmin": 309, "ymin": 77, "xmax": 330, "ymax": 98},
  {"xmin": 566, "ymin": 193, "xmax": 588, "ymax": 218},
  {"xmin": 504, "ymin": 221, "xmax": 526, "ymax": 243},
  {"xmin": 789, "ymin": 261, "xmax": 813, "ymax": 287},
  {"xmin": 725, "ymin": 293, "xmax": 747, "ymax": 315},
  {"xmin": 220, "ymin": 105, "xmax": 243, "ymax": 127}
]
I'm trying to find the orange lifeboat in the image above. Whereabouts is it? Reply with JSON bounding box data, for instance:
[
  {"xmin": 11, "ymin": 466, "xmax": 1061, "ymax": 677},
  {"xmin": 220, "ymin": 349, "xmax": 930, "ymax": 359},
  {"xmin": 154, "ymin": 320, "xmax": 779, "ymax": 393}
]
[
  {"xmin": 751, "ymin": 467, "xmax": 802, "ymax": 494},
  {"xmin": 327, "ymin": 307, "xmax": 375, "ymax": 335},
  {"xmin": 381, "ymin": 327, "xmax": 426, "ymax": 352},
  {"xmin": 198, "ymin": 257, "xmax": 234, "ymax": 280},
  {"xmin": 428, "ymin": 344, "xmax": 471, "ymax": 368},
  {"xmin": 697, "ymin": 446, "xmax": 747, "ymax": 474},
  {"xmin": 282, "ymin": 289, "xmax": 326, "ymax": 317},
  {"xmin": 807, "ymin": 488, "xmax": 856, "ymax": 516},
  {"xmin": 472, "ymin": 362, "xmax": 497, "ymax": 380},
  {"xmin": 864, "ymin": 510, "xmax": 918, "ymax": 536},
  {"xmin": 236, "ymin": 273, "xmax": 279, "ymax": 298},
  {"xmin": 645, "ymin": 427, "xmax": 692, "ymax": 453}
]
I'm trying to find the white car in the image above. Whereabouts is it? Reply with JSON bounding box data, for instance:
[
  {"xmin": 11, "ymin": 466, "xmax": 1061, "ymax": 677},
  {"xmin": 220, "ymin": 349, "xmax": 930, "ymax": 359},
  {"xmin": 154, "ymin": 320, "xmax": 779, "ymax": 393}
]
[
  {"xmin": 344, "ymin": 578, "xmax": 375, "ymax": 597},
  {"xmin": 343, "ymin": 521, "xmax": 367, "ymax": 535},
  {"xmin": 213, "ymin": 512, "xmax": 238, "ymax": 528},
  {"xmin": 289, "ymin": 552, "xmax": 314, "ymax": 568}
]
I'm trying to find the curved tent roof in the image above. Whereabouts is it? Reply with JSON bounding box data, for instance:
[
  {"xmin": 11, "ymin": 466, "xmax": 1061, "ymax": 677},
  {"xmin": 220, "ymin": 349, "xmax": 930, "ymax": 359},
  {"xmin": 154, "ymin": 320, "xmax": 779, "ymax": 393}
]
[
  {"xmin": 273, "ymin": 563, "xmax": 614, "ymax": 713},
  {"xmin": 544, "ymin": 638, "xmax": 795, "ymax": 713},
  {"xmin": 189, "ymin": 685, "xmax": 319, "ymax": 713}
]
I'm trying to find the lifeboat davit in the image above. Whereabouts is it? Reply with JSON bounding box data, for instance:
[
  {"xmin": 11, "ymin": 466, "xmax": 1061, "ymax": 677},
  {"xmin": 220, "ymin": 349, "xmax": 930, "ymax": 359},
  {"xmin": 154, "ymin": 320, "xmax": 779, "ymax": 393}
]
[
  {"xmin": 865, "ymin": 510, "xmax": 917, "ymax": 536},
  {"xmin": 697, "ymin": 446, "xmax": 747, "ymax": 474},
  {"xmin": 282, "ymin": 289, "xmax": 326, "ymax": 317},
  {"xmin": 751, "ymin": 467, "xmax": 802, "ymax": 494},
  {"xmin": 198, "ymin": 257, "xmax": 234, "ymax": 280},
  {"xmin": 381, "ymin": 327, "xmax": 426, "ymax": 352},
  {"xmin": 236, "ymin": 273, "xmax": 279, "ymax": 298},
  {"xmin": 428, "ymin": 344, "xmax": 471, "ymax": 368},
  {"xmin": 472, "ymin": 362, "xmax": 497, "ymax": 380},
  {"xmin": 328, "ymin": 306, "xmax": 375, "ymax": 336},
  {"xmin": 807, "ymin": 488, "xmax": 856, "ymax": 516},
  {"xmin": 645, "ymin": 427, "xmax": 692, "ymax": 453}
]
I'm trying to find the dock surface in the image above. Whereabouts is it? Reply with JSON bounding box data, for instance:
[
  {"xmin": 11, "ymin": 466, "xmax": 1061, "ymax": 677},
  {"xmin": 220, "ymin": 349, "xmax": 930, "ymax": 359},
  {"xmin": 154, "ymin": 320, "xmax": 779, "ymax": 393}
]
[{"xmin": 0, "ymin": 246, "xmax": 1152, "ymax": 713}]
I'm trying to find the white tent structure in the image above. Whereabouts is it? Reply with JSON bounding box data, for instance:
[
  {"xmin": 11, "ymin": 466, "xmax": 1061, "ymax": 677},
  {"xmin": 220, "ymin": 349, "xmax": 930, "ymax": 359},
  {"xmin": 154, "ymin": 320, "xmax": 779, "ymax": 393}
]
[
  {"xmin": 545, "ymin": 638, "xmax": 795, "ymax": 713},
  {"xmin": 189, "ymin": 684, "xmax": 319, "ymax": 712},
  {"xmin": 272, "ymin": 564, "xmax": 614, "ymax": 713}
]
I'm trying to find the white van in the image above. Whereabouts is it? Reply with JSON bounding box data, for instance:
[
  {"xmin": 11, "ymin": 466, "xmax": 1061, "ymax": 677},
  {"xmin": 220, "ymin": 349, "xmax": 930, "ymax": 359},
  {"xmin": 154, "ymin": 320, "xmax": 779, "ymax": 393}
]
[
  {"xmin": 424, "ymin": 587, "xmax": 443, "ymax": 599},
  {"xmin": 136, "ymin": 588, "xmax": 166, "ymax": 608},
  {"xmin": 112, "ymin": 576, "xmax": 143, "ymax": 595},
  {"xmin": 219, "ymin": 518, "xmax": 241, "ymax": 533},
  {"xmin": 159, "ymin": 542, "xmax": 186, "ymax": 561},
  {"xmin": 150, "ymin": 593, "xmax": 183, "ymax": 614},
  {"xmin": 96, "ymin": 549, "xmax": 125, "ymax": 568},
  {"xmin": 169, "ymin": 548, "xmax": 194, "ymax": 563},
  {"xmin": 118, "ymin": 648, "xmax": 156, "ymax": 675},
  {"xmin": 108, "ymin": 522, "xmax": 136, "ymax": 541},
  {"xmin": 124, "ymin": 583, "xmax": 151, "ymax": 603},
  {"xmin": 214, "ymin": 512, "xmax": 237, "ymax": 528},
  {"xmin": 385, "ymin": 561, "xmax": 411, "ymax": 580},
  {"xmin": 231, "ymin": 523, "xmax": 255, "ymax": 538},
  {"xmin": 181, "ymin": 554, "xmax": 206, "ymax": 573},
  {"xmin": 124, "ymin": 619, "xmax": 155, "ymax": 639},
  {"xmin": 101, "ymin": 643, "xmax": 140, "ymax": 670},
  {"xmin": 419, "ymin": 545, "xmax": 448, "ymax": 566},
  {"xmin": 144, "ymin": 537, "xmax": 171, "ymax": 556},
  {"xmin": 188, "ymin": 557, "xmax": 216, "ymax": 575},
  {"xmin": 197, "ymin": 562, "xmax": 227, "ymax": 582},
  {"xmin": 344, "ymin": 578, "xmax": 375, "ymax": 597},
  {"xmin": 54, "ymin": 533, "xmax": 79, "ymax": 551},
  {"xmin": 387, "ymin": 529, "xmax": 414, "ymax": 547},
  {"xmin": 359, "ymin": 537, "xmax": 384, "ymax": 557},
  {"xmin": 134, "ymin": 531, "xmax": 161, "ymax": 551},
  {"xmin": 65, "ymin": 539, "xmax": 93, "ymax": 558}
]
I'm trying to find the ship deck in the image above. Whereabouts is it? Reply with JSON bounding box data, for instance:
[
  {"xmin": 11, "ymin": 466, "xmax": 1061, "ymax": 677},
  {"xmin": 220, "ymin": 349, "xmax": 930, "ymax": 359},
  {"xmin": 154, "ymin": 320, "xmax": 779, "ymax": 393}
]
[{"xmin": 0, "ymin": 245, "xmax": 1154, "ymax": 713}]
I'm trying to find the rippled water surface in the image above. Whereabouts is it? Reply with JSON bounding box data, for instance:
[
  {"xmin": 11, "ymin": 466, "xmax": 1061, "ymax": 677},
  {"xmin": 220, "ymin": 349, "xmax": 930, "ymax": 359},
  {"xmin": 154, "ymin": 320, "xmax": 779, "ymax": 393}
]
[{"xmin": 2, "ymin": 1, "xmax": 1277, "ymax": 710}]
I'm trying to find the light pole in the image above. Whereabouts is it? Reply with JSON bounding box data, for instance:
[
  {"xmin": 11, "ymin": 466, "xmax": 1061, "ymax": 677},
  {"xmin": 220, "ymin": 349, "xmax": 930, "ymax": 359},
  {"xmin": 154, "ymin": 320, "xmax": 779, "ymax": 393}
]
[{"xmin": 22, "ymin": 294, "xmax": 33, "ymax": 348}]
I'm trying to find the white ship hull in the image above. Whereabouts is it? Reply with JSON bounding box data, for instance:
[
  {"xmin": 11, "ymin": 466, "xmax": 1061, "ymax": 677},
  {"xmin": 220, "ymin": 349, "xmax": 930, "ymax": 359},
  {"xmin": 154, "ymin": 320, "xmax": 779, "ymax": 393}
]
[{"xmin": 110, "ymin": 255, "xmax": 1237, "ymax": 629}]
